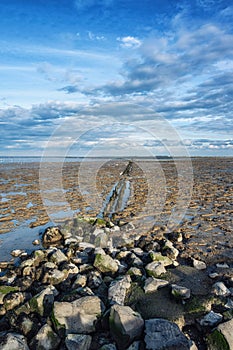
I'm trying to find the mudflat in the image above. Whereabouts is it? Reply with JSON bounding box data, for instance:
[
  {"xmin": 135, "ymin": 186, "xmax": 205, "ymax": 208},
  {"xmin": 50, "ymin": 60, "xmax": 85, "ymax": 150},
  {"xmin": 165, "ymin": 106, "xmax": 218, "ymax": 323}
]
[{"xmin": 0, "ymin": 157, "xmax": 232, "ymax": 264}]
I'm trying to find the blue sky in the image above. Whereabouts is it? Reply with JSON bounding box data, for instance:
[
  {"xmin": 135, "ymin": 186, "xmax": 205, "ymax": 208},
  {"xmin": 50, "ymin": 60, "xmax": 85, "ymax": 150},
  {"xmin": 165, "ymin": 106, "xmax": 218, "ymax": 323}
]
[{"xmin": 0, "ymin": 0, "xmax": 233, "ymax": 157}]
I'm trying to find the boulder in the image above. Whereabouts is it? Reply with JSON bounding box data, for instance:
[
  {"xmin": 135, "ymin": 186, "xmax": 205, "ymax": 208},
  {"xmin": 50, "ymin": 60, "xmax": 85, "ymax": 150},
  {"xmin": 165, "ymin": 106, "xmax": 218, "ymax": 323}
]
[
  {"xmin": 212, "ymin": 282, "xmax": 231, "ymax": 297},
  {"xmin": 53, "ymin": 296, "xmax": 104, "ymax": 334},
  {"xmin": 109, "ymin": 304, "xmax": 144, "ymax": 349},
  {"xmin": 49, "ymin": 249, "xmax": 68, "ymax": 265},
  {"xmin": 144, "ymin": 318, "xmax": 190, "ymax": 350},
  {"xmin": 28, "ymin": 285, "xmax": 58, "ymax": 316},
  {"xmin": 207, "ymin": 319, "xmax": 233, "ymax": 350},
  {"xmin": 149, "ymin": 252, "xmax": 173, "ymax": 266},
  {"xmin": 65, "ymin": 334, "xmax": 92, "ymax": 350},
  {"xmin": 171, "ymin": 284, "xmax": 191, "ymax": 299},
  {"xmin": 199, "ymin": 311, "xmax": 222, "ymax": 327}
]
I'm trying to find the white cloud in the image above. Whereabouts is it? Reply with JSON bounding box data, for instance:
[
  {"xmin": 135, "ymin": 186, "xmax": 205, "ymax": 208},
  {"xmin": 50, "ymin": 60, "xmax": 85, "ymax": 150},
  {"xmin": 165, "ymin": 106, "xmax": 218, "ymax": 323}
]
[{"xmin": 117, "ymin": 36, "xmax": 141, "ymax": 48}]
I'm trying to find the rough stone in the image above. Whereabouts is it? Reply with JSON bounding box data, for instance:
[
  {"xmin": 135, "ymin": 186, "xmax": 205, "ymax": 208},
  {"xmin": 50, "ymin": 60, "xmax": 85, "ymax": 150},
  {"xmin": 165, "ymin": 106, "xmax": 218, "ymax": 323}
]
[
  {"xmin": 199, "ymin": 311, "xmax": 223, "ymax": 327},
  {"xmin": 29, "ymin": 285, "xmax": 57, "ymax": 316},
  {"xmin": 30, "ymin": 324, "xmax": 60, "ymax": 350},
  {"xmin": 109, "ymin": 304, "xmax": 144, "ymax": 349},
  {"xmin": 49, "ymin": 249, "xmax": 68, "ymax": 265},
  {"xmin": 94, "ymin": 254, "xmax": 118, "ymax": 274},
  {"xmin": 192, "ymin": 259, "xmax": 207, "ymax": 270},
  {"xmin": 145, "ymin": 261, "xmax": 166, "ymax": 277},
  {"xmin": 149, "ymin": 252, "xmax": 173, "ymax": 266},
  {"xmin": 53, "ymin": 296, "xmax": 104, "ymax": 334},
  {"xmin": 108, "ymin": 275, "xmax": 131, "ymax": 305},
  {"xmin": 144, "ymin": 277, "xmax": 169, "ymax": 293},
  {"xmin": 144, "ymin": 318, "xmax": 190, "ymax": 350},
  {"xmin": 65, "ymin": 334, "xmax": 92, "ymax": 350},
  {"xmin": 42, "ymin": 226, "xmax": 63, "ymax": 244},
  {"xmin": 0, "ymin": 332, "xmax": 29, "ymax": 350},
  {"xmin": 212, "ymin": 282, "xmax": 231, "ymax": 297},
  {"xmin": 217, "ymin": 319, "xmax": 233, "ymax": 349},
  {"xmin": 171, "ymin": 284, "xmax": 191, "ymax": 299}
]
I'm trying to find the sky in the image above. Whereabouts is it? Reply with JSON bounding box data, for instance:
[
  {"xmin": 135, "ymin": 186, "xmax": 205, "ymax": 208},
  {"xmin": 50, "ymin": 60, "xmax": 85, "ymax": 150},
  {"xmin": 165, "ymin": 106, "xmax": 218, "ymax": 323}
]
[{"xmin": 0, "ymin": 0, "xmax": 233, "ymax": 157}]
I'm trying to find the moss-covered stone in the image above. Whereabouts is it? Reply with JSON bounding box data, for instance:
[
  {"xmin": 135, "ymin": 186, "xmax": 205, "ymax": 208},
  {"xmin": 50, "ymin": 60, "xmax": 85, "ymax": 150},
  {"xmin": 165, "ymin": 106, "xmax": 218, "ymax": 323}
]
[
  {"xmin": 0, "ymin": 286, "xmax": 19, "ymax": 294},
  {"xmin": 206, "ymin": 330, "xmax": 230, "ymax": 350}
]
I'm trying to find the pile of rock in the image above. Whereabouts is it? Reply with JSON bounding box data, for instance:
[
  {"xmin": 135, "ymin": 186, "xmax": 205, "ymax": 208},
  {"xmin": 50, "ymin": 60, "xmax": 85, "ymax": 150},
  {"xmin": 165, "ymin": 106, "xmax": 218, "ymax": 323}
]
[{"xmin": 0, "ymin": 219, "xmax": 232, "ymax": 349}]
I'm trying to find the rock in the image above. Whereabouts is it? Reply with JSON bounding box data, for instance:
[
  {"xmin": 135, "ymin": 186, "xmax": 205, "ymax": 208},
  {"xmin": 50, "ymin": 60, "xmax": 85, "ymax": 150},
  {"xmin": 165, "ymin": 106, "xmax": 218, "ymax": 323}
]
[
  {"xmin": 163, "ymin": 240, "xmax": 179, "ymax": 260},
  {"xmin": 126, "ymin": 341, "xmax": 141, "ymax": 350},
  {"xmin": 144, "ymin": 318, "xmax": 190, "ymax": 350},
  {"xmin": 209, "ymin": 273, "xmax": 219, "ymax": 279},
  {"xmin": 30, "ymin": 324, "xmax": 60, "ymax": 350},
  {"xmin": 42, "ymin": 227, "xmax": 63, "ymax": 244},
  {"xmin": 216, "ymin": 263, "xmax": 230, "ymax": 269},
  {"xmin": 212, "ymin": 282, "xmax": 231, "ymax": 297},
  {"xmin": 225, "ymin": 299, "xmax": 233, "ymax": 309},
  {"xmin": 149, "ymin": 252, "xmax": 173, "ymax": 266},
  {"xmin": 192, "ymin": 259, "xmax": 206, "ymax": 270},
  {"xmin": 199, "ymin": 311, "xmax": 223, "ymax": 327},
  {"xmin": 100, "ymin": 344, "xmax": 117, "ymax": 350},
  {"xmin": 72, "ymin": 274, "xmax": 87, "ymax": 288},
  {"xmin": 29, "ymin": 285, "xmax": 58, "ymax": 316},
  {"xmin": 94, "ymin": 254, "xmax": 118, "ymax": 274},
  {"xmin": 53, "ymin": 296, "xmax": 104, "ymax": 334},
  {"xmin": 108, "ymin": 275, "xmax": 131, "ymax": 305},
  {"xmin": 217, "ymin": 319, "xmax": 233, "ymax": 349},
  {"xmin": 42, "ymin": 269, "xmax": 67, "ymax": 285},
  {"xmin": 144, "ymin": 277, "xmax": 169, "ymax": 293},
  {"xmin": 32, "ymin": 239, "xmax": 40, "ymax": 245},
  {"xmin": 11, "ymin": 249, "xmax": 25, "ymax": 257},
  {"xmin": 3, "ymin": 292, "xmax": 25, "ymax": 311},
  {"xmin": 207, "ymin": 319, "xmax": 233, "ymax": 350},
  {"xmin": 65, "ymin": 334, "xmax": 92, "ymax": 350},
  {"xmin": 171, "ymin": 284, "xmax": 191, "ymax": 299},
  {"xmin": 49, "ymin": 249, "xmax": 68, "ymax": 265},
  {"xmin": 0, "ymin": 332, "xmax": 29, "ymax": 350},
  {"xmin": 109, "ymin": 305, "xmax": 144, "ymax": 349},
  {"xmin": 145, "ymin": 261, "xmax": 166, "ymax": 277}
]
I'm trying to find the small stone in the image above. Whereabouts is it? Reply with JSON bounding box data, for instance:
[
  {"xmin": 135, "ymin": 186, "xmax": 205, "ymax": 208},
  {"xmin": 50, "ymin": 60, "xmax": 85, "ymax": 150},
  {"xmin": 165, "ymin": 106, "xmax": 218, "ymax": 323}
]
[
  {"xmin": 32, "ymin": 239, "xmax": 40, "ymax": 245},
  {"xmin": 225, "ymin": 299, "xmax": 233, "ymax": 309},
  {"xmin": 192, "ymin": 258, "xmax": 206, "ymax": 270},
  {"xmin": 216, "ymin": 263, "xmax": 230, "ymax": 268},
  {"xmin": 100, "ymin": 344, "xmax": 117, "ymax": 350},
  {"xmin": 65, "ymin": 334, "xmax": 92, "ymax": 350},
  {"xmin": 109, "ymin": 304, "xmax": 144, "ymax": 348},
  {"xmin": 72, "ymin": 274, "xmax": 87, "ymax": 288},
  {"xmin": 126, "ymin": 341, "xmax": 141, "ymax": 350},
  {"xmin": 28, "ymin": 285, "xmax": 57, "ymax": 316},
  {"xmin": 209, "ymin": 272, "xmax": 219, "ymax": 279},
  {"xmin": 3, "ymin": 292, "xmax": 25, "ymax": 311},
  {"xmin": 212, "ymin": 282, "xmax": 231, "ymax": 297},
  {"xmin": 144, "ymin": 318, "xmax": 190, "ymax": 350},
  {"xmin": 171, "ymin": 284, "xmax": 191, "ymax": 299},
  {"xmin": 145, "ymin": 261, "xmax": 166, "ymax": 277},
  {"xmin": 11, "ymin": 249, "xmax": 25, "ymax": 257},
  {"xmin": 144, "ymin": 277, "xmax": 169, "ymax": 293},
  {"xmin": 199, "ymin": 311, "xmax": 223, "ymax": 327},
  {"xmin": 42, "ymin": 269, "xmax": 67, "ymax": 285},
  {"xmin": 108, "ymin": 275, "xmax": 131, "ymax": 305}
]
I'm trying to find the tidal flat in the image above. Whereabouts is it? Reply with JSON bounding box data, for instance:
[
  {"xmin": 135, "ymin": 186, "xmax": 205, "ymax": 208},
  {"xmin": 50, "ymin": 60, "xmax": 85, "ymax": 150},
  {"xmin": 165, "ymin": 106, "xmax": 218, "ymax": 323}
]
[{"xmin": 0, "ymin": 157, "xmax": 232, "ymax": 263}]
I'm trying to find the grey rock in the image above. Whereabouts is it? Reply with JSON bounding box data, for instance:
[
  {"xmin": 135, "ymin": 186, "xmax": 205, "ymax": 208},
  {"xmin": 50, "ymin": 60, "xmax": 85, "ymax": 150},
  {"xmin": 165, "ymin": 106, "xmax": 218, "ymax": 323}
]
[
  {"xmin": 0, "ymin": 332, "xmax": 29, "ymax": 350},
  {"xmin": 212, "ymin": 282, "xmax": 231, "ymax": 296},
  {"xmin": 49, "ymin": 249, "xmax": 67, "ymax": 265},
  {"xmin": 72, "ymin": 274, "xmax": 87, "ymax": 288},
  {"xmin": 53, "ymin": 296, "xmax": 104, "ymax": 334},
  {"xmin": 30, "ymin": 324, "xmax": 60, "ymax": 350},
  {"xmin": 192, "ymin": 259, "xmax": 206, "ymax": 270},
  {"xmin": 65, "ymin": 334, "xmax": 92, "ymax": 350},
  {"xmin": 28, "ymin": 285, "xmax": 57, "ymax": 316},
  {"xmin": 225, "ymin": 299, "xmax": 233, "ymax": 309},
  {"xmin": 42, "ymin": 269, "xmax": 67, "ymax": 285},
  {"xmin": 217, "ymin": 318, "xmax": 233, "ymax": 350},
  {"xmin": 100, "ymin": 345, "xmax": 117, "ymax": 350},
  {"xmin": 109, "ymin": 304, "xmax": 144, "ymax": 348},
  {"xmin": 94, "ymin": 254, "xmax": 118, "ymax": 274},
  {"xmin": 108, "ymin": 275, "xmax": 131, "ymax": 305},
  {"xmin": 144, "ymin": 277, "xmax": 169, "ymax": 293},
  {"xmin": 216, "ymin": 263, "xmax": 229, "ymax": 268},
  {"xmin": 144, "ymin": 318, "xmax": 190, "ymax": 350},
  {"xmin": 199, "ymin": 311, "xmax": 222, "ymax": 327},
  {"xmin": 145, "ymin": 261, "xmax": 166, "ymax": 277},
  {"xmin": 126, "ymin": 341, "xmax": 141, "ymax": 350},
  {"xmin": 171, "ymin": 284, "xmax": 191, "ymax": 299},
  {"xmin": 3, "ymin": 292, "xmax": 25, "ymax": 311}
]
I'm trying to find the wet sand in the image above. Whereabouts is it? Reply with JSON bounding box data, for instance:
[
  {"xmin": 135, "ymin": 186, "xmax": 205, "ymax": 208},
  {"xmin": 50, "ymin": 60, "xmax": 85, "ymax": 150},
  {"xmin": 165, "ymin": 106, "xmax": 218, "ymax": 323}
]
[{"xmin": 0, "ymin": 158, "xmax": 232, "ymax": 263}]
